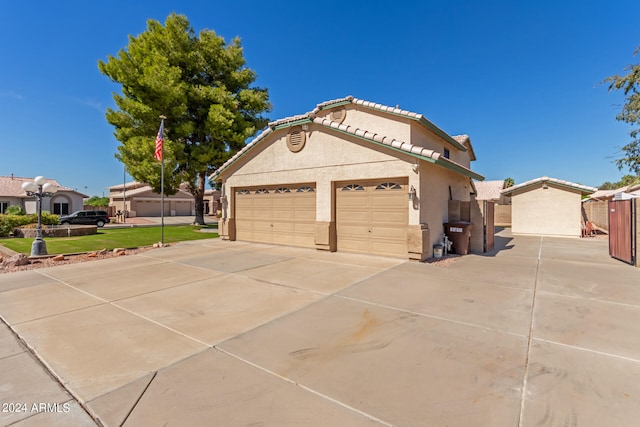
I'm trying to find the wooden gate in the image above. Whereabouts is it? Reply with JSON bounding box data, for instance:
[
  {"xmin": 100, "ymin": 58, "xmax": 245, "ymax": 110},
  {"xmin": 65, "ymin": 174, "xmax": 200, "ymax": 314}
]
[
  {"xmin": 484, "ymin": 201, "xmax": 495, "ymax": 252},
  {"xmin": 609, "ymin": 200, "xmax": 634, "ymax": 264}
]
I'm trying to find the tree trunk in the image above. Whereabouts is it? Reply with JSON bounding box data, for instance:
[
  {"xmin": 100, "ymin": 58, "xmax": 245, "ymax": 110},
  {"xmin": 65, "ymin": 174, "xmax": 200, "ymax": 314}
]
[{"xmin": 193, "ymin": 171, "xmax": 206, "ymax": 225}]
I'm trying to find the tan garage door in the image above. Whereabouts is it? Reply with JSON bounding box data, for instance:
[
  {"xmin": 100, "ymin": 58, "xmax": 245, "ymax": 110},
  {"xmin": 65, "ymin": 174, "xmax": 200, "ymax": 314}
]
[
  {"xmin": 336, "ymin": 179, "xmax": 408, "ymax": 257},
  {"xmin": 173, "ymin": 201, "xmax": 192, "ymax": 216},
  {"xmin": 234, "ymin": 184, "xmax": 316, "ymax": 248},
  {"xmin": 133, "ymin": 200, "xmax": 168, "ymax": 217}
]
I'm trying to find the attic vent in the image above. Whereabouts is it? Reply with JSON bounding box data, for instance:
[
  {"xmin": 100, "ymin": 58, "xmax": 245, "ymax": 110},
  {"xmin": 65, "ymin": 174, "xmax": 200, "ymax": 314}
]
[
  {"xmin": 330, "ymin": 107, "xmax": 346, "ymax": 123},
  {"xmin": 286, "ymin": 126, "xmax": 306, "ymax": 153}
]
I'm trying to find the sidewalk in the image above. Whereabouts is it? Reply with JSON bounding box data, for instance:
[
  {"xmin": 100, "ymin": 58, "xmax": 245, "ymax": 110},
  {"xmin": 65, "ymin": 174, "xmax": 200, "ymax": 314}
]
[{"xmin": 106, "ymin": 216, "xmax": 219, "ymax": 228}]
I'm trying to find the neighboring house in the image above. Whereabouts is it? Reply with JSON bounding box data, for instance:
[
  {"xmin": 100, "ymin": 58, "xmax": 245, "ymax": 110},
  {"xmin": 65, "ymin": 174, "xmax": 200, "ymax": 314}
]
[
  {"xmin": 501, "ymin": 176, "xmax": 596, "ymax": 237},
  {"xmin": 0, "ymin": 175, "xmax": 87, "ymax": 215},
  {"xmin": 210, "ymin": 96, "xmax": 485, "ymax": 260},
  {"xmin": 583, "ymin": 183, "xmax": 640, "ymax": 231},
  {"xmin": 586, "ymin": 183, "xmax": 640, "ymax": 201},
  {"xmin": 108, "ymin": 182, "xmax": 221, "ymax": 217}
]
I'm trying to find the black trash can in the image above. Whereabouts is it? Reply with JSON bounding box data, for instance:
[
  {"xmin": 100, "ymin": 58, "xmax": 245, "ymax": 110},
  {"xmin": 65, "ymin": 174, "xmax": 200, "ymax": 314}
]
[{"xmin": 443, "ymin": 221, "xmax": 474, "ymax": 255}]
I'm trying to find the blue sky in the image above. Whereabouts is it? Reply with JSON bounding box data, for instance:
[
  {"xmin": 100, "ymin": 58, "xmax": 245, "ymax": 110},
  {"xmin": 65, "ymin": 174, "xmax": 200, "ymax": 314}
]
[{"xmin": 1, "ymin": 0, "xmax": 639, "ymax": 197}]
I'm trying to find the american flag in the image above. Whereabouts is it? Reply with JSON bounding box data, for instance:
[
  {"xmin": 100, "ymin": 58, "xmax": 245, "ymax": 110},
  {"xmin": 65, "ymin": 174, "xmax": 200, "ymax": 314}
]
[{"xmin": 154, "ymin": 119, "xmax": 164, "ymax": 162}]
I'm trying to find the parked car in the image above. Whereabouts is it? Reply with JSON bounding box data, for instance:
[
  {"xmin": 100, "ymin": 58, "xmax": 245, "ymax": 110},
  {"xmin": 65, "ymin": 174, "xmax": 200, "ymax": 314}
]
[{"xmin": 59, "ymin": 210, "xmax": 110, "ymax": 227}]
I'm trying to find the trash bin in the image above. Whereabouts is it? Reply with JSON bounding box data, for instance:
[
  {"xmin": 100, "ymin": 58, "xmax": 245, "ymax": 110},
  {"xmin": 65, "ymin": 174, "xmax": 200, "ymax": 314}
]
[{"xmin": 443, "ymin": 221, "xmax": 473, "ymax": 255}]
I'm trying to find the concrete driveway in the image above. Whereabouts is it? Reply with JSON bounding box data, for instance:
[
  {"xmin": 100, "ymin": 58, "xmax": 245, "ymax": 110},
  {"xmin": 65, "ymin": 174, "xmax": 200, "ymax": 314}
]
[{"xmin": 1, "ymin": 229, "xmax": 639, "ymax": 426}]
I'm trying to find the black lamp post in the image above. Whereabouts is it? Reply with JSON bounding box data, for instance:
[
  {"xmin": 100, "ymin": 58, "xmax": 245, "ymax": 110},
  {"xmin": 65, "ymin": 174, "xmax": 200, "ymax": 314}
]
[{"xmin": 21, "ymin": 176, "xmax": 58, "ymax": 256}]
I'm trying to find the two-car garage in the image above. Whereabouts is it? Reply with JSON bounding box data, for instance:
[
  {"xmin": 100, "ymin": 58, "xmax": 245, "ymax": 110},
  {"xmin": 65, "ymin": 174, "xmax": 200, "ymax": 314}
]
[{"xmin": 233, "ymin": 178, "xmax": 409, "ymax": 258}]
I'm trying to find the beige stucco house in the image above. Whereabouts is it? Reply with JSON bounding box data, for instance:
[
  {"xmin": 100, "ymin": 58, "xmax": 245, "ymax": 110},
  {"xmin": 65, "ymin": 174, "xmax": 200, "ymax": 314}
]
[
  {"xmin": 0, "ymin": 175, "xmax": 87, "ymax": 215},
  {"xmin": 108, "ymin": 182, "xmax": 221, "ymax": 218},
  {"xmin": 210, "ymin": 96, "xmax": 484, "ymax": 259},
  {"xmin": 501, "ymin": 176, "xmax": 596, "ymax": 237}
]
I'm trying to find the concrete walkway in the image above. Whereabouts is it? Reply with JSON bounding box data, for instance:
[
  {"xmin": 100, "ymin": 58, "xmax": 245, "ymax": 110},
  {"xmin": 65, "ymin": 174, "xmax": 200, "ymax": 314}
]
[{"xmin": 1, "ymin": 229, "xmax": 639, "ymax": 426}]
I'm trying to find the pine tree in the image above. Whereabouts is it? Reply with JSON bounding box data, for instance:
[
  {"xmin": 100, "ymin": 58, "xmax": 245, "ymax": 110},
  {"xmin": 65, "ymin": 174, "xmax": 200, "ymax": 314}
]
[{"xmin": 98, "ymin": 13, "xmax": 271, "ymax": 224}]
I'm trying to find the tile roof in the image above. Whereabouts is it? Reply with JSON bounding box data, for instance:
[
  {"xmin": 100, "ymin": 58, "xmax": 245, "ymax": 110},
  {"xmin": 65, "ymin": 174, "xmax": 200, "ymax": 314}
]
[
  {"xmin": 211, "ymin": 97, "xmax": 484, "ymax": 181},
  {"xmin": 474, "ymin": 180, "xmax": 505, "ymax": 200},
  {"xmin": 0, "ymin": 175, "xmax": 84, "ymax": 198},
  {"xmin": 108, "ymin": 181, "xmax": 148, "ymax": 191},
  {"xmin": 585, "ymin": 182, "xmax": 640, "ymax": 200},
  {"xmin": 313, "ymin": 96, "xmax": 468, "ymax": 152},
  {"xmin": 109, "ymin": 182, "xmax": 194, "ymax": 199},
  {"xmin": 451, "ymin": 134, "xmax": 476, "ymax": 161},
  {"xmin": 501, "ymin": 176, "xmax": 596, "ymax": 196}
]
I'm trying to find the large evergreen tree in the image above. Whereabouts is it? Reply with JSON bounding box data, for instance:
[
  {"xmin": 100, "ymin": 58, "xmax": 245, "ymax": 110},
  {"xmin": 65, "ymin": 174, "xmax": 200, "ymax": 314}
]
[
  {"xmin": 605, "ymin": 46, "xmax": 640, "ymax": 175},
  {"xmin": 98, "ymin": 13, "xmax": 270, "ymax": 224}
]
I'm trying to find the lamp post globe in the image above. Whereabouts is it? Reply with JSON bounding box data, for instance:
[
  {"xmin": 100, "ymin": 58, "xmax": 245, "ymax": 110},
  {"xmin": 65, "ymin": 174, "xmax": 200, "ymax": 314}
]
[{"xmin": 22, "ymin": 177, "xmax": 58, "ymax": 257}]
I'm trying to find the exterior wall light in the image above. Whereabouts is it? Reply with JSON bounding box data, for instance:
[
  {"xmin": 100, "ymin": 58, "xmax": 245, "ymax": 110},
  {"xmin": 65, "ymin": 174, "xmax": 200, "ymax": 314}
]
[
  {"xmin": 542, "ymin": 183, "xmax": 549, "ymax": 190},
  {"xmin": 21, "ymin": 176, "xmax": 58, "ymax": 256},
  {"xmin": 408, "ymin": 185, "xmax": 417, "ymax": 201}
]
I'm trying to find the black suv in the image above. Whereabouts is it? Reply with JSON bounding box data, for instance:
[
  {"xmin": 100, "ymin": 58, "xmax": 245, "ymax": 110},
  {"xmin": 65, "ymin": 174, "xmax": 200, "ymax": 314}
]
[{"xmin": 59, "ymin": 210, "xmax": 110, "ymax": 227}]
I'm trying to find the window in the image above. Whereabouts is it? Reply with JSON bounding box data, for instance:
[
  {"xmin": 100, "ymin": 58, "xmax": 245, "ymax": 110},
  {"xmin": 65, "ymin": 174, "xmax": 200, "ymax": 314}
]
[
  {"xmin": 255, "ymin": 189, "xmax": 270, "ymax": 194},
  {"xmin": 296, "ymin": 186, "xmax": 315, "ymax": 193},
  {"xmin": 275, "ymin": 188, "xmax": 291, "ymax": 193},
  {"xmin": 237, "ymin": 189, "xmax": 250, "ymax": 195},
  {"xmin": 0, "ymin": 202, "xmax": 8, "ymax": 214},
  {"xmin": 341, "ymin": 184, "xmax": 364, "ymax": 191},
  {"xmin": 53, "ymin": 203, "xmax": 69, "ymax": 215},
  {"xmin": 444, "ymin": 148, "xmax": 450, "ymax": 159},
  {"xmin": 375, "ymin": 182, "xmax": 402, "ymax": 190}
]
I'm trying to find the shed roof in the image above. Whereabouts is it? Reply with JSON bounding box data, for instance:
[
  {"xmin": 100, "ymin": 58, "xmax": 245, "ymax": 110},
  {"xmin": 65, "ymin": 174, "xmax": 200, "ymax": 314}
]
[{"xmin": 500, "ymin": 176, "xmax": 596, "ymax": 196}]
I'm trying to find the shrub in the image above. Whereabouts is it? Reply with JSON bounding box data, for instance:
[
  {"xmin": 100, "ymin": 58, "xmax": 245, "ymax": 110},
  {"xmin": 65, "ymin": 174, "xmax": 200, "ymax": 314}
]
[
  {"xmin": 5, "ymin": 205, "xmax": 25, "ymax": 215},
  {"xmin": 0, "ymin": 213, "xmax": 59, "ymax": 237}
]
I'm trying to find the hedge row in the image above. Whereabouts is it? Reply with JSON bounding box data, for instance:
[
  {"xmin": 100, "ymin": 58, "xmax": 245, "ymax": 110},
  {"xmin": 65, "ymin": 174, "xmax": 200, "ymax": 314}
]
[{"xmin": 0, "ymin": 213, "xmax": 60, "ymax": 237}]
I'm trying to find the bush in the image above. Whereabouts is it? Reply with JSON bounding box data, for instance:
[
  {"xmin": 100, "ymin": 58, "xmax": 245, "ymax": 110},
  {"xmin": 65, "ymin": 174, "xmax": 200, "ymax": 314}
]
[
  {"xmin": 5, "ymin": 205, "xmax": 25, "ymax": 215},
  {"xmin": 0, "ymin": 213, "xmax": 60, "ymax": 237}
]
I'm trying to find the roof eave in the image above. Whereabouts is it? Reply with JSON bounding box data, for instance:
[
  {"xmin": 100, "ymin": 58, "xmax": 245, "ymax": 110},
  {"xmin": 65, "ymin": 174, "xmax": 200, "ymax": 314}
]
[
  {"xmin": 323, "ymin": 123, "xmax": 484, "ymax": 181},
  {"xmin": 416, "ymin": 117, "xmax": 467, "ymax": 152},
  {"xmin": 502, "ymin": 179, "xmax": 596, "ymax": 196}
]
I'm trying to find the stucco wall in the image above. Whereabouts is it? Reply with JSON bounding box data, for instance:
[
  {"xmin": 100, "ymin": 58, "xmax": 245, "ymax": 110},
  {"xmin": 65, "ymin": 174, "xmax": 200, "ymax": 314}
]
[
  {"xmin": 23, "ymin": 194, "xmax": 82, "ymax": 214},
  {"xmin": 511, "ymin": 184, "xmax": 583, "ymax": 237},
  {"xmin": 419, "ymin": 162, "xmax": 472, "ymax": 249},
  {"xmin": 410, "ymin": 124, "xmax": 470, "ymax": 168},
  {"xmin": 315, "ymin": 105, "xmax": 411, "ymax": 143}
]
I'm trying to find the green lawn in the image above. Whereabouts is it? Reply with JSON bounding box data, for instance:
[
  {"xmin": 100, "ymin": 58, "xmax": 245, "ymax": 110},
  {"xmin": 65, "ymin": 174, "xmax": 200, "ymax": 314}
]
[{"xmin": 0, "ymin": 225, "xmax": 218, "ymax": 255}]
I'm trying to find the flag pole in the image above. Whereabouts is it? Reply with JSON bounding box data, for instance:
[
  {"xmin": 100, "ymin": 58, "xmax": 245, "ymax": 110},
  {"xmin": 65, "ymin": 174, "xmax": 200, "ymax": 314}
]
[{"xmin": 156, "ymin": 115, "xmax": 167, "ymax": 245}]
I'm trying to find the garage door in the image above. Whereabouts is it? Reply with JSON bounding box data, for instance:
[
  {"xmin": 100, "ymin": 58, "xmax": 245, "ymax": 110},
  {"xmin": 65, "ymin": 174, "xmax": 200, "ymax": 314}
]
[
  {"xmin": 133, "ymin": 200, "xmax": 169, "ymax": 217},
  {"xmin": 173, "ymin": 201, "xmax": 192, "ymax": 216},
  {"xmin": 234, "ymin": 184, "xmax": 316, "ymax": 248},
  {"xmin": 336, "ymin": 179, "xmax": 408, "ymax": 257}
]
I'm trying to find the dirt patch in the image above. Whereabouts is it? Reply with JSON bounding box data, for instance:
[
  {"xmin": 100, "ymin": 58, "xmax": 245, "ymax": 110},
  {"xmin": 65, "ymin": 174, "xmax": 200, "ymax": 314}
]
[
  {"xmin": 422, "ymin": 254, "xmax": 462, "ymax": 267},
  {"xmin": 0, "ymin": 247, "xmax": 156, "ymax": 275}
]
